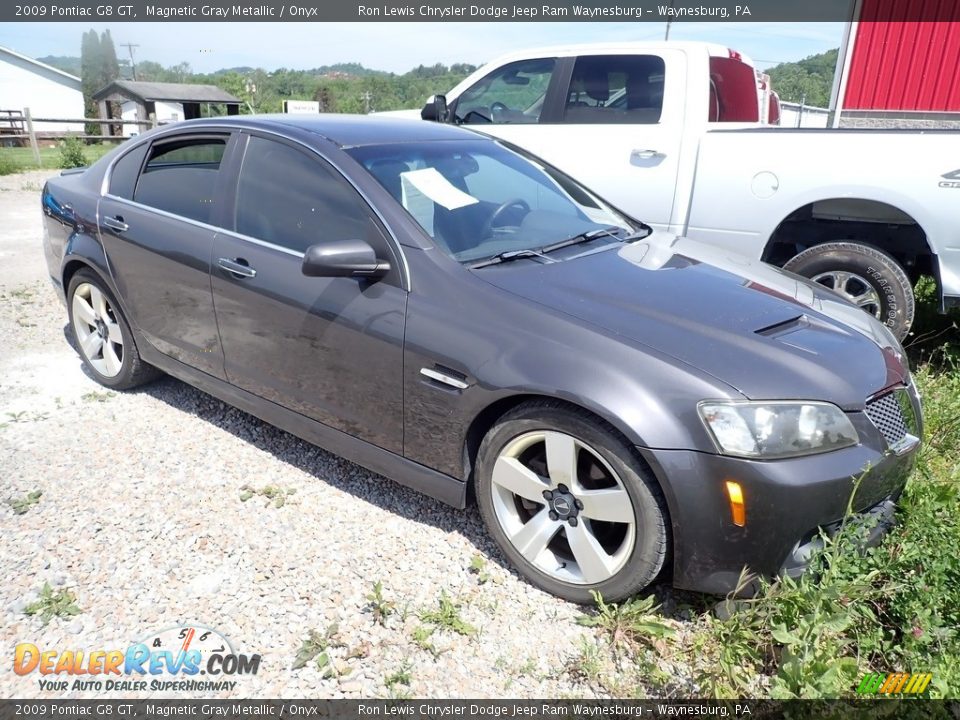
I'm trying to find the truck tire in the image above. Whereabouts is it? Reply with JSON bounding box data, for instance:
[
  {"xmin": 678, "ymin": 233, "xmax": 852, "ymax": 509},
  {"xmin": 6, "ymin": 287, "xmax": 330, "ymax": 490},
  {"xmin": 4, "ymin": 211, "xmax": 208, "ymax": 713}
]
[{"xmin": 783, "ymin": 242, "xmax": 914, "ymax": 340}]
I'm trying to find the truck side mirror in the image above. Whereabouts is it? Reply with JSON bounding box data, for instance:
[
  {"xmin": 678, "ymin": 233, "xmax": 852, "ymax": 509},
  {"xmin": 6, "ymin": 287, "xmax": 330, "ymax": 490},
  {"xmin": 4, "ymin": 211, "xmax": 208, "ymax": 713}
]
[{"xmin": 421, "ymin": 94, "xmax": 448, "ymax": 122}]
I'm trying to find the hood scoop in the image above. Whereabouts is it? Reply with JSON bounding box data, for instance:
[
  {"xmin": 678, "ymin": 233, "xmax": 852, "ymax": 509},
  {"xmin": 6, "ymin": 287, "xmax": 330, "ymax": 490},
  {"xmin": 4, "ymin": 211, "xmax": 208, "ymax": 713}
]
[{"xmin": 755, "ymin": 314, "xmax": 806, "ymax": 337}]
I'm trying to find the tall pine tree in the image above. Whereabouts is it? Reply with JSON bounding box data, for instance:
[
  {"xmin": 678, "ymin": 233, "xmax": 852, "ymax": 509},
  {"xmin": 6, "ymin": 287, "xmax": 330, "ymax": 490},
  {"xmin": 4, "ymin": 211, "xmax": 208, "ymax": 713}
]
[
  {"xmin": 80, "ymin": 29, "xmax": 100, "ymax": 134},
  {"xmin": 79, "ymin": 29, "xmax": 122, "ymax": 135}
]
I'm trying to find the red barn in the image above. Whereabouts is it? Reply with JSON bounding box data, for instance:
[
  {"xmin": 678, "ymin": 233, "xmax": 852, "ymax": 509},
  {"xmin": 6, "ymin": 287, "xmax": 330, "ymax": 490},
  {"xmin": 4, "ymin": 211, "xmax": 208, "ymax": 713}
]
[{"xmin": 832, "ymin": 0, "xmax": 960, "ymax": 128}]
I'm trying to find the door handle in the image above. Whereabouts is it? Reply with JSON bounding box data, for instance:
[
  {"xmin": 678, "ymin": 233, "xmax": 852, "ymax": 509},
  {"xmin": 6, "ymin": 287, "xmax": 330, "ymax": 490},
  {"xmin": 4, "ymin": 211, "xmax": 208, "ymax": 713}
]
[
  {"xmin": 218, "ymin": 257, "xmax": 257, "ymax": 278},
  {"xmin": 102, "ymin": 215, "xmax": 128, "ymax": 232},
  {"xmin": 631, "ymin": 149, "xmax": 666, "ymax": 160}
]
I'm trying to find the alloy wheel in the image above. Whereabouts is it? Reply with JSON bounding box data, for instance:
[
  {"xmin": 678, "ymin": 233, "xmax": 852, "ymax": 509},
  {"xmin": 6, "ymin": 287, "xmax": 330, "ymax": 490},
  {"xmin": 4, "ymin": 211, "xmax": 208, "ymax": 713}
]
[
  {"xmin": 72, "ymin": 282, "xmax": 125, "ymax": 377},
  {"xmin": 490, "ymin": 430, "xmax": 636, "ymax": 585},
  {"xmin": 810, "ymin": 270, "xmax": 883, "ymax": 319}
]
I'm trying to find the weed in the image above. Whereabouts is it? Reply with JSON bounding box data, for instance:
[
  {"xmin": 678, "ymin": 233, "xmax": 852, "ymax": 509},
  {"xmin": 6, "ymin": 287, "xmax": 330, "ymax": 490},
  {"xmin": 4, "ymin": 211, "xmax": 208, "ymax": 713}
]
[
  {"xmin": 366, "ymin": 581, "xmax": 395, "ymax": 627},
  {"xmin": 6, "ymin": 411, "xmax": 28, "ymax": 423},
  {"xmin": 384, "ymin": 660, "xmax": 413, "ymax": 689},
  {"xmin": 81, "ymin": 391, "xmax": 116, "ymax": 403},
  {"xmin": 419, "ymin": 590, "xmax": 477, "ymax": 636},
  {"xmin": 577, "ymin": 591, "xmax": 675, "ymax": 655},
  {"xmin": 411, "ymin": 625, "xmax": 446, "ymax": 659},
  {"xmin": 292, "ymin": 624, "xmax": 340, "ymax": 671},
  {"xmin": 468, "ymin": 554, "xmax": 491, "ymax": 584},
  {"xmin": 9, "ymin": 287, "xmax": 35, "ymax": 302},
  {"xmin": 566, "ymin": 636, "xmax": 605, "ymax": 684},
  {"xmin": 239, "ymin": 484, "xmax": 296, "ymax": 508},
  {"xmin": 345, "ymin": 641, "xmax": 371, "ymax": 660},
  {"xmin": 24, "ymin": 583, "xmax": 80, "ymax": 625},
  {"xmin": 7, "ymin": 490, "xmax": 42, "ymax": 515}
]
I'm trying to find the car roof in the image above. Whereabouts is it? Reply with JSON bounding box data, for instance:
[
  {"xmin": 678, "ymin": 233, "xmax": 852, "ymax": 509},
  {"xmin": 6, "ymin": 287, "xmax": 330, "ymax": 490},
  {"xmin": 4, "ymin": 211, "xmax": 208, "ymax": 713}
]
[{"xmin": 178, "ymin": 113, "xmax": 481, "ymax": 147}]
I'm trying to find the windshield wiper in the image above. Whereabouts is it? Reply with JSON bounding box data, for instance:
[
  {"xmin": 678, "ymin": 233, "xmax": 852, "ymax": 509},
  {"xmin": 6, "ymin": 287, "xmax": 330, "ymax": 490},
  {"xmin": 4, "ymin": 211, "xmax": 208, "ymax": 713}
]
[
  {"xmin": 468, "ymin": 248, "xmax": 556, "ymax": 269},
  {"xmin": 539, "ymin": 226, "xmax": 628, "ymax": 254}
]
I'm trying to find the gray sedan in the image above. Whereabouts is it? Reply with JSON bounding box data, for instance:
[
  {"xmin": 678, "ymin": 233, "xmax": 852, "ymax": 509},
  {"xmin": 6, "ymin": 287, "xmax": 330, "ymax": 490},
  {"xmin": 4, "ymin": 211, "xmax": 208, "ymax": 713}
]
[{"xmin": 41, "ymin": 115, "xmax": 921, "ymax": 601}]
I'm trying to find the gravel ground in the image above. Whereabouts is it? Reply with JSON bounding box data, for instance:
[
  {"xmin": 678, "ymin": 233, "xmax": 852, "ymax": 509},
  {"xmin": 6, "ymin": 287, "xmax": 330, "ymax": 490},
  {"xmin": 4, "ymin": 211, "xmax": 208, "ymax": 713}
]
[{"xmin": 0, "ymin": 170, "xmax": 679, "ymax": 699}]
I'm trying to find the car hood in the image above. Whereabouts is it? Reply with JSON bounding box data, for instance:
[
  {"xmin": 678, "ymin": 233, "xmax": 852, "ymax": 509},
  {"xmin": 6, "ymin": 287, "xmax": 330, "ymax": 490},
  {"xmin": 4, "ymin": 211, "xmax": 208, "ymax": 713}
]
[{"xmin": 477, "ymin": 231, "xmax": 907, "ymax": 409}]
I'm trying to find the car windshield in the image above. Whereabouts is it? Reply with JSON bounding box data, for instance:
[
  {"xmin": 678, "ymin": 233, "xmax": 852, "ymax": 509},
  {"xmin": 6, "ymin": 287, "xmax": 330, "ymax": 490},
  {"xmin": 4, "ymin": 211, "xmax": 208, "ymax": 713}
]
[{"xmin": 346, "ymin": 140, "xmax": 640, "ymax": 264}]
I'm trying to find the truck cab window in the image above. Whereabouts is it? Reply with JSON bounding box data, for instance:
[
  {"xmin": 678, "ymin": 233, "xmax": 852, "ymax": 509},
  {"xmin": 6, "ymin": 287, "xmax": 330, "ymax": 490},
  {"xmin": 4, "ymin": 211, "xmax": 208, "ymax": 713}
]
[
  {"xmin": 454, "ymin": 58, "xmax": 556, "ymax": 125},
  {"xmin": 563, "ymin": 55, "xmax": 666, "ymax": 124}
]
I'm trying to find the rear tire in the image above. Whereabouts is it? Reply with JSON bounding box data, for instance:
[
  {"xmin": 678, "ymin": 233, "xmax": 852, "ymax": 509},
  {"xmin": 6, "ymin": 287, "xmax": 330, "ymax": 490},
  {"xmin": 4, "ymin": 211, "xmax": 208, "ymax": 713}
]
[
  {"xmin": 783, "ymin": 242, "xmax": 914, "ymax": 340},
  {"xmin": 67, "ymin": 269, "xmax": 160, "ymax": 390},
  {"xmin": 475, "ymin": 401, "xmax": 668, "ymax": 603}
]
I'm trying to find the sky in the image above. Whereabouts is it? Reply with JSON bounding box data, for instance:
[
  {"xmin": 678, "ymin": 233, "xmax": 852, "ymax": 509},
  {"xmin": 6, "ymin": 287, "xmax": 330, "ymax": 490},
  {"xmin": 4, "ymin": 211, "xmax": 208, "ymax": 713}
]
[{"xmin": 3, "ymin": 22, "xmax": 844, "ymax": 74}]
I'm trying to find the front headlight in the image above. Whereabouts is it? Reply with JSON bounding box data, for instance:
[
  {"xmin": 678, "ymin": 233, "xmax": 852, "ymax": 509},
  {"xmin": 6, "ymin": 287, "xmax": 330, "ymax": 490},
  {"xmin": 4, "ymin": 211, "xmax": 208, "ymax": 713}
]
[{"xmin": 698, "ymin": 401, "xmax": 859, "ymax": 459}]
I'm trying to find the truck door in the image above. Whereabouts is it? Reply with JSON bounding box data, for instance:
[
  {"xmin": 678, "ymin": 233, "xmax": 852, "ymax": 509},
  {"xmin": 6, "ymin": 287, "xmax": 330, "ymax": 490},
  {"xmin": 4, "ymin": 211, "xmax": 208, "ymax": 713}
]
[{"xmin": 451, "ymin": 51, "xmax": 687, "ymax": 232}]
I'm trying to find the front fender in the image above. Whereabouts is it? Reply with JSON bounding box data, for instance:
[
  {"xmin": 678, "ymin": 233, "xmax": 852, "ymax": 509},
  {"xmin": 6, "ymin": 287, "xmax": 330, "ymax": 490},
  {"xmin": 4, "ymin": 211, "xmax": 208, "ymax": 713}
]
[{"xmin": 400, "ymin": 254, "xmax": 740, "ymax": 480}]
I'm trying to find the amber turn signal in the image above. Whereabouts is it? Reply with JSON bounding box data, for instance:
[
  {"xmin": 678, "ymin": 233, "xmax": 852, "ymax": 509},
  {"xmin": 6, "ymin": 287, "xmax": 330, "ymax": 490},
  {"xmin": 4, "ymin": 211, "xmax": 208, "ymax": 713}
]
[{"xmin": 725, "ymin": 480, "xmax": 746, "ymax": 527}]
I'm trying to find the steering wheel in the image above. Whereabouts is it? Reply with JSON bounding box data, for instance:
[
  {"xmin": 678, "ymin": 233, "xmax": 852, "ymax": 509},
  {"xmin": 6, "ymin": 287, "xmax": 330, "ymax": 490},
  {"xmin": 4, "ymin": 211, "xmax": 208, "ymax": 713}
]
[{"xmin": 482, "ymin": 198, "xmax": 531, "ymax": 238}]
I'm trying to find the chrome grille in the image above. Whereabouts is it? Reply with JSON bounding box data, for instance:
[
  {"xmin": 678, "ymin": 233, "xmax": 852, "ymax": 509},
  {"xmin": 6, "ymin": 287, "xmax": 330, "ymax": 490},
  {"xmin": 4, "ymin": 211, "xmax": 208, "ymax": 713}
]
[{"xmin": 865, "ymin": 389, "xmax": 911, "ymax": 448}]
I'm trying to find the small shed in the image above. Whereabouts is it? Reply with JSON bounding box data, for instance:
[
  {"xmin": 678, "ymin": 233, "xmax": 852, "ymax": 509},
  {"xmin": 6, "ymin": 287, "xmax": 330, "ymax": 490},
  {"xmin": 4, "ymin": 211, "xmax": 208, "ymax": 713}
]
[{"xmin": 93, "ymin": 80, "xmax": 241, "ymax": 136}]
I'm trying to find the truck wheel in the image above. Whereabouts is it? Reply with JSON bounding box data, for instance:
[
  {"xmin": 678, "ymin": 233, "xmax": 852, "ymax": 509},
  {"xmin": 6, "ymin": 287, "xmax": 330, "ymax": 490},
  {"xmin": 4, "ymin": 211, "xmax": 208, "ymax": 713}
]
[{"xmin": 783, "ymin": 242, "xmax": 914, "ymax": 340}]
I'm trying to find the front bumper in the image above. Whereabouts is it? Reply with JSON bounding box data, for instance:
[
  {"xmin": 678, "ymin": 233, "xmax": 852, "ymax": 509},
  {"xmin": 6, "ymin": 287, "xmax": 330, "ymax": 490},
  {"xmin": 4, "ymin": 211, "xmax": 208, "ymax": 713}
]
[{"xmin": 639, "ymin": 403, "xmax": 920, "ymax": 595}]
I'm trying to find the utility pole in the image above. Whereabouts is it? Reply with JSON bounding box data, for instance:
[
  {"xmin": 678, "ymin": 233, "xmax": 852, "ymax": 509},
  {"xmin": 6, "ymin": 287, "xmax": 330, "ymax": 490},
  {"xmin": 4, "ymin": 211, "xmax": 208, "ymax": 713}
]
[{"xmin": 120, "ymin": 42, "xmax": 139, "ymax": 80}]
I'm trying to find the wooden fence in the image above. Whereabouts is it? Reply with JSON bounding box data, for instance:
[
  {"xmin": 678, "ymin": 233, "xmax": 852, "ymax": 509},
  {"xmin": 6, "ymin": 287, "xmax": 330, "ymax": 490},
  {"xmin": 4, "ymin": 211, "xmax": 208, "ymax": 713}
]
[{"xmin": 0, "ymin": 107, "xmax": 159, "ymax": 165}]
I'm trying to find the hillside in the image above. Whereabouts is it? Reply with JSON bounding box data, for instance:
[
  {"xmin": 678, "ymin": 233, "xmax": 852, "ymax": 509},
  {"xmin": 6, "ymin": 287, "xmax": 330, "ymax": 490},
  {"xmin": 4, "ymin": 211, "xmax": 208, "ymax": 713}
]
[{"xmin": 766, "ymin": 49, "xmax": 839, "ymax": 108}]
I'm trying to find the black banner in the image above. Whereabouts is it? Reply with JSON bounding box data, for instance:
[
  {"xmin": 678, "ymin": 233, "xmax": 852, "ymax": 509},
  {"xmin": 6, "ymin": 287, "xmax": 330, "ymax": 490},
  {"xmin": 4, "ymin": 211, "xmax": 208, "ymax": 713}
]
[
  {"xmin": 7, "ymin": 0, "xmax": 959, "ymax": 23},
  {"xmin": 1, "ymin": 700, "xmax": 958, "ymax": 720}
]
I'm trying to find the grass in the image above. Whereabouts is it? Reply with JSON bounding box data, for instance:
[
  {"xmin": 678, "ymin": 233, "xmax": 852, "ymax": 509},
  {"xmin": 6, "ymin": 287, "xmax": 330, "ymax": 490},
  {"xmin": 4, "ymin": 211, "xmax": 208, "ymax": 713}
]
[
  {"xmin": 24, "ymin": 583, "xmax": 80, "ymax": 625},
  {"xmin": 574, "ymin": 278, "xmax": 960, "ymax": 699},
  {"xmin": 0, "ymin": 142, "xmax": 117, "ymax": 173}
]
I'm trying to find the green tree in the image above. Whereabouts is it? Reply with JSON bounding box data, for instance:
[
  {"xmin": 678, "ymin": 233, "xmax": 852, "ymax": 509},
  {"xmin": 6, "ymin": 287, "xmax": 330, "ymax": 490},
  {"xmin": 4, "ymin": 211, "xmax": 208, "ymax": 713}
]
[
  {"xmin": 80, "ymin": 29, "xmax": 101, "ymax": 133},
  {"xmin": 767, "ymin": 49, "xmax": 839, "ymax": 108}
]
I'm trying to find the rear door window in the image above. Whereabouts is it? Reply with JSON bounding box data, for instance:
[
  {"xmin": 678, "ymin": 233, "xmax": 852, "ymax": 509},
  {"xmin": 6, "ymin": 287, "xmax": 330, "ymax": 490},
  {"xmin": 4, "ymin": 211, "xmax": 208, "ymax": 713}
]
[
  {"xmin": 563, "ymin": 55, "xmax": 666, "ymax": 124},
  {"xmin": 454, "ymin": 58, "xmax": 556, "ymax": 125},
  {"xmin": 108, "ymin": 142, "xmax": 149, "ymax": 200},
  {"xmin": 134, "ymin": 137, "xmax": 227, "ymax": 224}
]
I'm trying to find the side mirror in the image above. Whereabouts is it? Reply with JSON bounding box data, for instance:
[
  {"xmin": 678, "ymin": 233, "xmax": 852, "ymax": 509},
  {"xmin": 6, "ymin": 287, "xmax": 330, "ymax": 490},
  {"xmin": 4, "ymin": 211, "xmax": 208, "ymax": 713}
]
[
  {"xmin": 302, "ymin": 239, "xmax": 390, "ymax": 279},
  {"xmin": 421, "ymin": 94, "xmax": 448, "ymax": 122}
]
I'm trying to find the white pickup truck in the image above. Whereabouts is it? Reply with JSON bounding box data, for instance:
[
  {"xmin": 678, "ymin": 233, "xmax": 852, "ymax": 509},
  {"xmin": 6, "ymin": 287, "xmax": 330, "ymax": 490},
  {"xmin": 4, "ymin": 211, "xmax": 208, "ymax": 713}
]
[{"xmin": 399, "ymin": 41, "xmax": 960, "ymax": 339}]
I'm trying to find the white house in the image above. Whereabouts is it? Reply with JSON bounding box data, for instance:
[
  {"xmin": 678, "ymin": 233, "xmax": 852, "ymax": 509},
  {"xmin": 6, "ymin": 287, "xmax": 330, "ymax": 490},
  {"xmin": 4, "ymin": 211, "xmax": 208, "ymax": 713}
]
[{"xmin": 0, "ymin": 46, "xmax": 84, "ymax": 135}]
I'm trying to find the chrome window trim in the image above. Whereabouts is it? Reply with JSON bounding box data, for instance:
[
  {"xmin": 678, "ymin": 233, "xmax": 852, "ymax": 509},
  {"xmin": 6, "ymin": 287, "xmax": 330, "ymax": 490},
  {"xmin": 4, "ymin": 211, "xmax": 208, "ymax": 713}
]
[
  {"xmin": 100, "ymin": 122, "xmax": 412, "ymax": 291},
  {"xmin": 236, "ymin": 127, "xmax": 412, "ymax": 291}
]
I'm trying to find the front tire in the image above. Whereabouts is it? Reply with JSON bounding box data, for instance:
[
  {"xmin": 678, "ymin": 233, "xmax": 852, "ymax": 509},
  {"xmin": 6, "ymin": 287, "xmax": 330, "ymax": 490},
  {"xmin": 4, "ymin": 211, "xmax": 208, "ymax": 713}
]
[
  {"xmin": 475, "ymin": 402, "xmax": 668, "ymax": 603},
  {"xmin": 67, "ymin": 269, "xmax": 159, "ymax": 390},
  {"xmin": 783, "ymin": 242, "xmax": 914, "ymax": 340}
]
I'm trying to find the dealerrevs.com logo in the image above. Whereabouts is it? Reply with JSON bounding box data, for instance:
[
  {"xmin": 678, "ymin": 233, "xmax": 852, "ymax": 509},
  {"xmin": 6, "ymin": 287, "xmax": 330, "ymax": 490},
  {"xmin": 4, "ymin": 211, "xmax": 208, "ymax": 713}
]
[{"xmin": 14, "ymin": 625, "xmax": 261, "ymax": 693}]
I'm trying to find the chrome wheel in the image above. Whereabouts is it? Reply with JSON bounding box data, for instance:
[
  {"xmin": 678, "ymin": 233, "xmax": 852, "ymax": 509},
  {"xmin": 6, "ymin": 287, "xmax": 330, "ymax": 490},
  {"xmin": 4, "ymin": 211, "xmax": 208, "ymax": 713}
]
[
  {"xmin": 810, "ymin": 270, "xmax": 882, "ymax": 319},
  {"xmin": 490, "ymin": 430, "xmax": 636, "ymax": 585},
  {"xmin": 72, "ymin": 282, "xmax": 125, "ymax": 377}
]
